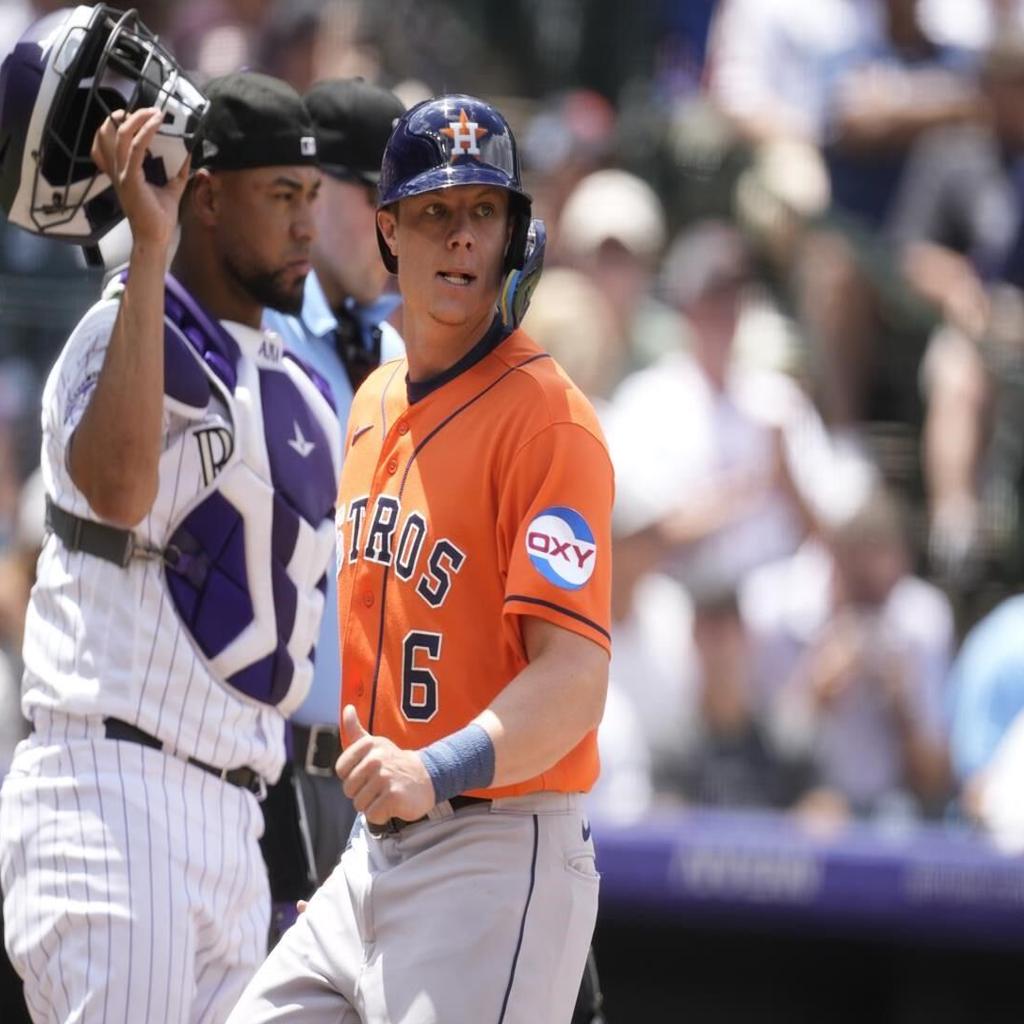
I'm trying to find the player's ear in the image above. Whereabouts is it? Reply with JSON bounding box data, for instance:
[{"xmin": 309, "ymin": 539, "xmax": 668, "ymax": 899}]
[
  {"xmin": 187, "ymin": 168, "xmax": 220, "ymax": 229},
  {"xmin": 377, "ymin": 207, "xmax": 398, "ymax": 260}
]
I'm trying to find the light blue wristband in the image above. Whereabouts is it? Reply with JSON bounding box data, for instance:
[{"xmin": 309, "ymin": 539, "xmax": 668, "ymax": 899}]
[{"xmin": 418, "ymin": 723, "xmax": 496, "ymax": 805}]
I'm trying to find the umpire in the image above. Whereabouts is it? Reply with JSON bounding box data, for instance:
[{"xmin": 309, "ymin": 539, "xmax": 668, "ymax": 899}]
[{"xmin": 266, "ymin": 77, "xmax": 406, "ymax": 888}]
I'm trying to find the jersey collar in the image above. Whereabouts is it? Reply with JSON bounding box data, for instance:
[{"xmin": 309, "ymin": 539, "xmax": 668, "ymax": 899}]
[{"xmin": 406, "ymin": 315, "xmax": 510, "ymax": 405}]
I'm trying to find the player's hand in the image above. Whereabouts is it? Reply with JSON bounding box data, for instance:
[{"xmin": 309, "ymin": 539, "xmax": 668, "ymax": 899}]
[
  {"xmin": 91, "ymin": 107, "xmax": 190, "ymax": 248},
  {"xmin": 336, "ymin": 705, "xmax": 435, "ymax": 826}
]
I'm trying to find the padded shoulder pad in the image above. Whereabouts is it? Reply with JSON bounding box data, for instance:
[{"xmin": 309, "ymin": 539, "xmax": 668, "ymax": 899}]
[
  {"xmin": 164, "ymin": 320, "xmax": 211, "ymax": 412},
  {"xmin": 283, "ymin": 350, "xmax": 337, "ymax": 413}
]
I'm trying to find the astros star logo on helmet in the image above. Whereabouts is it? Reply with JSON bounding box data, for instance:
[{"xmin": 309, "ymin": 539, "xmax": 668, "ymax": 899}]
[{"xmin": 441, "ymin": 108, "xmax": 488, "ymax": 159}]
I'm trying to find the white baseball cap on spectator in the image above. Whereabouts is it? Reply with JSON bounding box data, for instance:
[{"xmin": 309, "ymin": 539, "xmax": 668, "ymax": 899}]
[{"xmin": 557, "ymin": 169, "xmax": 667, "ymax": 264}]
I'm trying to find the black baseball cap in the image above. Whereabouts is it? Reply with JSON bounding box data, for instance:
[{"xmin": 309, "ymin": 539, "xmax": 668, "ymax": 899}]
[
  {"xmin": 194, "ymin": 71, "xmax": 318, "ymax": 171},
  {"xmin": 304, "ymin": 78, "xmax": 404, "ymax": 185}
]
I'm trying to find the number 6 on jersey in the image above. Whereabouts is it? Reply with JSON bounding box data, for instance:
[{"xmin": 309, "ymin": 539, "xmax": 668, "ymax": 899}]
[{"xmin": 402, "ymin": 631, "xmax": 441, "ymax": 721}]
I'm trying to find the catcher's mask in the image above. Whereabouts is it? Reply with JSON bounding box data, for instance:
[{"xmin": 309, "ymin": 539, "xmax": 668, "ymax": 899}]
[
  {"xmin": 0, "ymin": 4, "xmax": 207, "ymax": 246},
  {"xmin": 376, "ymin": 94, "xmax": 532, "ymax": 276}
]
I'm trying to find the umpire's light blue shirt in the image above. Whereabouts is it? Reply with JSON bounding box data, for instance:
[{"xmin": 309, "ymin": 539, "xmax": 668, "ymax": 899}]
[{"xmin": 265, "ymin": 271, "xmax": 403, "ymax": 726}]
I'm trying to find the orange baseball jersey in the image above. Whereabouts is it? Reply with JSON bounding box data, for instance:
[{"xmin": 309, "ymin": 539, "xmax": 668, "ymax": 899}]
[{"xmin": 335, "ymin": 323, "xmax": 613, "ymax": 798}]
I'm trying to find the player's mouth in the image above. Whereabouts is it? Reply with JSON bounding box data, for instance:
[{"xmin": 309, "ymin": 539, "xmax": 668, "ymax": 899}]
[
  {"xmin": 286, "ymin": 259, "xmax": 312, "ymax": 276},
  {"xmin": 437, "ymin": 271, "xmax": 475, "ymax": 287}
]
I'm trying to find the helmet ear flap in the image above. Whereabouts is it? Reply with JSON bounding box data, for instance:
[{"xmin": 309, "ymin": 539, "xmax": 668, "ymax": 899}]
[{"xmin": 503, "ymin": 195, "xmax": 532, "ymax": 274}]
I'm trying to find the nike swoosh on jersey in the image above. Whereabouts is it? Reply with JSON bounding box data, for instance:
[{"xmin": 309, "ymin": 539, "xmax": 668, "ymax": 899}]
[
  {"xmin": 350, "ymin": 424, "xmax": 373, "ymax": 445},
  {"xmin": 288, "ymin": 420, "xmax": 315, "ymax": 457}
]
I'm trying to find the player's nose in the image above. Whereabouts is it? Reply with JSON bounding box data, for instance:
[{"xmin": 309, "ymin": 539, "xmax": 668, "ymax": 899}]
[{"xmin": 446, "ymin": 207, "xmax": 475, "ymax": 251}]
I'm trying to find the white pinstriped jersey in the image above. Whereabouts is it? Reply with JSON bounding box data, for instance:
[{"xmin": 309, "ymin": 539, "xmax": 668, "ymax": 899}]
[{"xmin": 21, "ymin": 293, "xmax": 341, "ymax": 780}]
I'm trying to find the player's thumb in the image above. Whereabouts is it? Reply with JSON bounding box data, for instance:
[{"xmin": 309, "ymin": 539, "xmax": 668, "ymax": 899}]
[{"xmin": 342, "ymin": 704, "xmax": 370, "ymax": 744}]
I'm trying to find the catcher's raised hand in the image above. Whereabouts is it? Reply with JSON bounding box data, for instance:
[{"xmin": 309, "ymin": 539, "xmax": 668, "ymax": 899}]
[{"xmin": 90, "ymin": 106, "xmax": 191, "ymax": 248}]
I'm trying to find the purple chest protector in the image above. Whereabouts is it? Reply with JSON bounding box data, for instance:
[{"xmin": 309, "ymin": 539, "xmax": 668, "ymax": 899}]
[{"xmin": 156, "ymin": 274, "xmax": 338, "ymax": 710}]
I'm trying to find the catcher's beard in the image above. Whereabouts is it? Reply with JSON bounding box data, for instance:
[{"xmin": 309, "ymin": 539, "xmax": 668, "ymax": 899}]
[{"xmin": 223, "ymin": 251, "xmax": 306, "ymax": 315}]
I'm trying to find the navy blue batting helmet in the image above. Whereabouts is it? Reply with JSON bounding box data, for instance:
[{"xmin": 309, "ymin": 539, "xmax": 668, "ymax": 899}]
[{"xmin": 376, "ymin": 94, "xmax": 532, "ymax": 275}]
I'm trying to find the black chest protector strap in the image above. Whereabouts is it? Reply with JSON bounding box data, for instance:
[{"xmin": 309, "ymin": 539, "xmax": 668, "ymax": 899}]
[{"xmin": 45, "ymin": 496, "xmax": 157, "ymax": 568}]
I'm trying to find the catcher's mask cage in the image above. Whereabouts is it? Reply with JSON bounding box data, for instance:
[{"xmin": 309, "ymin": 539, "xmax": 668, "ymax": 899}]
[{"xmin": 0, "ymin": 4, "xmax": 207, "ymax": 248}]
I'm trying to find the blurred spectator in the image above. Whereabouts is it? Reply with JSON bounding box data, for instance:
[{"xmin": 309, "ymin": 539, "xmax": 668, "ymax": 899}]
[
  {"xmin": 745, "ymin": 486, "xmax": 954, "ymax": 820},
  {"xmin": 655, "ymin": 588, "xmax": 816, "ymax": 810},
  {"xmin": 521, "ymin": 267, "xmax": 622, "ymax": 406},
  {"xmin": 709, "ymin": 0, "xmax": 982, "ymax": 439},
  {"xmin": 521, "ymin": 89, "xmax": 616, "ymax": 233},
  {"xmin": 885, "ymin": 37, "xmax": 1024, "ymax": 592},
  {"xmin": 167, "ymin": 0, "xmax": 274, "ymax": 79},
  {"xmin": 589, "ymin": 683, "xmax": 654, "ymax": 824},
  {"xmin": 709, "ymin": 0, "xmax": 980, "ymax": 223},
  {"xmin": 256, "ymin": 0, "xmax": 331, "ymax": 92},
  {"xmin": 889, "ymin": 35, "xmax": 1024, "ymax": 298},
  {"xmin": 922, "ymin": 0, "xmax": 1024, "ymax": 52},
  {"xmin": 0, "ymin": 467, "xmax": 44, "ymax": 661},
  {"xmin": 0, "ymin": 466, "xmax": 41, "ymax": 780},
  {"xmin": 0, "ymin": 221, "xmax": 102, "ymax": 380},
  {"xmin": 556, "ymin": 168, "xmax": 682, "ymax": 373},
  {"xmin": 608, "ymin": 221, "xmax": 839, "ymax": 599},
  {"xmin": 603, "ymin": 525, "xmax": 698, "ymax": 793}
]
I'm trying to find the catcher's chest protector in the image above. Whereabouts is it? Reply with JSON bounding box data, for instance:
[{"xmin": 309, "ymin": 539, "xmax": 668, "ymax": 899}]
[{"xmin": 147, "ymin": 273, "xmax": 339, "ymax": 715}]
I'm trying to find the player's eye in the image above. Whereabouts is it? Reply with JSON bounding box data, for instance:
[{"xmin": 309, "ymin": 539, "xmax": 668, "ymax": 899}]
[
  {"xmin": 476, "ymin": 203, "xmax": 495, "ymax": 218},
  {"xmin": 423, "ymin": 202, "xmax": 445, "ymax": 217}
]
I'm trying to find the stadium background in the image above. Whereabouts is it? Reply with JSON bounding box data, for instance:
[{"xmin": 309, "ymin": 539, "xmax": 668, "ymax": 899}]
[{"xmin": 3, "ymin": 2, "xmax": 1024, "ymax": 1020}]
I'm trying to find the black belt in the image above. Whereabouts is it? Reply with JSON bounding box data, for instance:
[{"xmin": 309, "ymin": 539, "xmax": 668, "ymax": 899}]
[
  {"xmin": 292, "ymin": 722, "xmax": 341, "ymax": 778},
  {"xmin": 367, "ymin": 795, "xmax": 491, "ymax": 837},
  {"xmin": 104, "ymin": 717, "xmax": 267, "ymax": 799}
]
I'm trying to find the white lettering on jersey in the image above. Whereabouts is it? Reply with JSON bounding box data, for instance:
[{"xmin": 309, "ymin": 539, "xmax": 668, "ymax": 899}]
[{"xmin": 195, "ymin": 426, "xmax": 234, "ymax": 486}]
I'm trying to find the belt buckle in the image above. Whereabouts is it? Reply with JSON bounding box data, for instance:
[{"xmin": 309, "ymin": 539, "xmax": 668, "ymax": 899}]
[
  {"xmin": 367, "ymin": 816, "xmax": 405, "ymax": 838},
  {"xmin": 304, "ymin": 723, "xmax": 339, "ymax": 778},
  {"xmin": 220, "ymin": 766, "xmax": 267, "ymax": 801}
]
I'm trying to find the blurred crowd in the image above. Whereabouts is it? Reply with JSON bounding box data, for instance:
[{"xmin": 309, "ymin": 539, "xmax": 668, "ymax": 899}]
[{"xmin": 5, "ymin": 0, "xmax": 1024, "ymax": 848}]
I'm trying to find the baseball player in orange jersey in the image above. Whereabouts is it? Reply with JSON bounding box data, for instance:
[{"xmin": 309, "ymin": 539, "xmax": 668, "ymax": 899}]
[{"xmin": 226, "ymin": 94, "xmax": 613, "ymax": 1024}]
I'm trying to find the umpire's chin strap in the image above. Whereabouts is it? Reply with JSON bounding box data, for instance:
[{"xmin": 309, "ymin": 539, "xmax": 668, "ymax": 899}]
[{"xmin": 45, "ymin": 497, "xmax": 164, "ymax": 568}]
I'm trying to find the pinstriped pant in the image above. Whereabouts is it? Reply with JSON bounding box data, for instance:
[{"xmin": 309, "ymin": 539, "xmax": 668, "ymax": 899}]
[{"xmin": 0, "ymin": 718, "xmax": 270, "ymax": 1024}]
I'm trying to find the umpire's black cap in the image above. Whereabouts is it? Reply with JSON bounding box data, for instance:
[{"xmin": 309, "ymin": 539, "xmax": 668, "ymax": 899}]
[
  {"xmin": 194, "ymin": 71, "xmax": 318, "ymax": 171},
  {"xmin": 303, "ymin": 78, "xmax": 404, "ymax": 185}
]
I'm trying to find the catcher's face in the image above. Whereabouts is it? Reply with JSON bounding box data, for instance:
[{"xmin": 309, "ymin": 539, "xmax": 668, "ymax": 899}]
[
  {"xmin": 211, "ymin": 165, "xmax": 322, "ymax": 314},
  {"xmin": 378, "ymin": 184, "xmax": 511, "ymax": 334}
]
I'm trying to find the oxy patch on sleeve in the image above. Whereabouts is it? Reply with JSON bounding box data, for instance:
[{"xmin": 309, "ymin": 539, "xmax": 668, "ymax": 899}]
[{"xmin": 524, "ymin": 506, "xmax": 597, "ymax": 591}]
